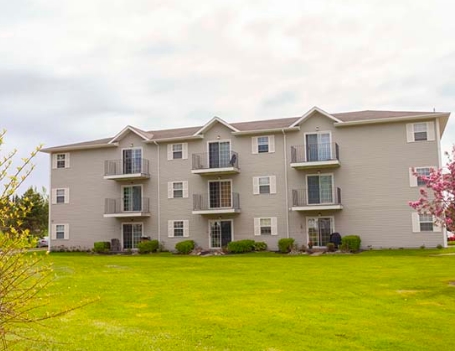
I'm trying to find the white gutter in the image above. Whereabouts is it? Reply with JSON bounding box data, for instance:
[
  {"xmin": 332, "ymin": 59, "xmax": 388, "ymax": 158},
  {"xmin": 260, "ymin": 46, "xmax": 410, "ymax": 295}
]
[
  {"xmin": 144, "ymin": 135, "xmax": 204, "ymax": 143},
  {"xmin": 41, "ymin": 143, "xmax": 118, "ymax": 153},
  {"xmin": 47, "ymin": 155, "xmax": 51, "ymax": 252},
  {"xmin": 153, "ymin": 141, "xmax": 161, "ymax": 243},
  {"xmin": 231, "ymin": 127, "xmax": 300, "ymax": 136},
  {"xmin": 334, "ymin": 113, "xmax": 450, "ymax": 127},
  {"xmin": 282, "ymin": 129, "xmax": 290, "ymax": 239}
]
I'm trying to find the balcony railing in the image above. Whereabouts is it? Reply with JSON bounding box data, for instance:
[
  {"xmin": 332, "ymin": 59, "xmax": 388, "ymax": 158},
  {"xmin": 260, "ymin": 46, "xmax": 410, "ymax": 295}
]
[
  {"xmin": 192, "ymin": 192, "xmax": 241, "ymax": 214},
  {"xmin": 292, "ymin": 188, "xmax": 342, "ymax": 210},
  {"xmin": 192, "ymin": 151, "xmax": 239, "ymax": 175},
  {"xmin": 104, "ymin": 197, "xmax": 150, "ymax": 217},
  {"xmin": 290, "ymin": 143, "xmax": 340, "ymax": 169},
  {"xmin": 104, "ymin": 158, "xmax": 150, "ymax": 180}
]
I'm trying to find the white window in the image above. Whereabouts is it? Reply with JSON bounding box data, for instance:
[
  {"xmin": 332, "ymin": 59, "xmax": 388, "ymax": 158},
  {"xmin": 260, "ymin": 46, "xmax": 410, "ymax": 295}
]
[
  {"xmin": 122, "ymin": 148, "xmax": 142, "ymax": 174},
  {"xmin": 253, "ymin": 176, "xmax": 277, "ymax": 195},
  {"xmin": 409, "ymin": 167, "xmax": 434, "ymax": 187},
  {"xmin": 168, "ymin": 220, "xmax": 189, "ymax": 237},
  {"xmin": 52, "ymin": 153, "xmax": 70, "ymax": 169},
  {"xmin": 252, "ymin": 135, "xmax": 275, "ymax": 154},
  {"xmin": 168, "ymin": 181, "xmax": 188, "ymax": 199},
  {"xmin": 167, "ymin": 143, "xmax": 188, "ymax": 160},
  {"xmin": 51, "ymin": 188, "xmax": 69, "ymax": 204},
  {"xmin": 307, "ymin": 174, "xmax": 333, "ymax": 204},
  {"xmin": 51, "ymin": 223, "xmax": 69, "ymax": 240},
  {"xmin": 406, "ymin": 122, "xmax": 435, "ymax": 142},
  {"xmin": 411, "ymin": 213, "xmax": 441, "ymax": 233},
  {"xmin": 122, "ymin": 185, "xmax": 143, "ymax": 211},
  {"xmin": 254, "ymin": 217, "xmax": 277, "ymax": 236}
]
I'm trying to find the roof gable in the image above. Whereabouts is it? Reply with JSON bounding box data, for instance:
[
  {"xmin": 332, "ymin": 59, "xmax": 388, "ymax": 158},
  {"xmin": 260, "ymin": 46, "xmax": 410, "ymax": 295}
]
[
  {"xmin": 290, "ymin": 106, "xmax": 343, "ymax": 127},
  {"xmin": 193, "ymin": 117, "xmax": 240, "ymax": 136},
  {"xmin": 108, "ymin": 125, "xmax": 152, "ymax": 144}
]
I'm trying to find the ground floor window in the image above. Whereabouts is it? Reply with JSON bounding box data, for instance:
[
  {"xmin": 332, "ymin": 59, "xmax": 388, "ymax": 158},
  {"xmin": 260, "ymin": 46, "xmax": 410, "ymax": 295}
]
[
  {"xmin": 51, "ymin": 223, "xmax": 69, "ymax": 240},
  {"xmin": 123, "ymin": 223, "xmax": 143, "ymax": 249},
  {"xmin": 419, "ymin": 214, "xmax": 434, "ymax": 231},
  {"xmin": 254, "ymin": 217, "xmax": 278, "ymax": 236}
]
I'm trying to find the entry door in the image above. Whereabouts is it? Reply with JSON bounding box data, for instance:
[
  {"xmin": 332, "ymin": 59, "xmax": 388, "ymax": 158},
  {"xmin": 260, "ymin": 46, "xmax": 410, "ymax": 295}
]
[
  {"xmin": 123, "ymin": 149, "xmax": 142, "ymax": 174},
  {"xmin": 123, "ymin": 223, "xmax": 142, "ymax": 249},
  {"xmin": 123, "ymin": 186, "xmax": 142, "ymax": 211},
  {"xmin": 210, "ymin": 220, "xmax": 233, "ymax": 248},
  {"xmin": 209, "ymin": 181, "xmax": 232, "ymax": 208},
  {"xmin": 209, "ymin": 141, "xmax": 230, "ymax": 168},
  {"xmin": 307, "ymin": 175, "xmax": 333, "ymax": 204},
  {"xmin": 307, "ymin": 217, "xmax": 333, "ymax": 247},
  {"xmin": 306, "ymin": 133, "xmax": 331, "ymax": 161}
]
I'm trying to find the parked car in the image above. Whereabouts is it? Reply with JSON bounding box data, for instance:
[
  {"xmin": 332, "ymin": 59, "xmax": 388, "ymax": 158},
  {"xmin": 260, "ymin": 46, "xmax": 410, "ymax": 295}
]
[{"xmin": 37, "ymin": 236, "xmax": 49, "ymax": 248}]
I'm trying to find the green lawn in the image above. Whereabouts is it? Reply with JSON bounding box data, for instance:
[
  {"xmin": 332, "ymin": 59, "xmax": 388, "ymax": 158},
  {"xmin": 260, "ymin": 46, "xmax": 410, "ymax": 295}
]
[{"xmin": 21, "ymin": 249, "xmax": 455, "ymax": 351}]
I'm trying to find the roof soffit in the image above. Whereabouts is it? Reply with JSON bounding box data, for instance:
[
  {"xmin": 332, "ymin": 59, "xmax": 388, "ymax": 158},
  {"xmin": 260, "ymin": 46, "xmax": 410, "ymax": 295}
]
[{"xmin": 290, "ymin": 106, "xmax": 343, "ymax": 128}]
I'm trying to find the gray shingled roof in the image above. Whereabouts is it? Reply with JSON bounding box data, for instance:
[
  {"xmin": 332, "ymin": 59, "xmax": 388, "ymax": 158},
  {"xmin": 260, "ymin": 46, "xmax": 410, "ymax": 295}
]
[{"xmin": 41, "ymin": 109, "xmax": 447, "ymax": 152}]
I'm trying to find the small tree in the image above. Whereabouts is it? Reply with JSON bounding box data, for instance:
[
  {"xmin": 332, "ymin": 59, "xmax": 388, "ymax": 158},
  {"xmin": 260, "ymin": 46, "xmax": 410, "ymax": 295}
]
[
  {"xmin": 409, "ymin": 145, "xmax": 455, "ymax": 231},
  {"xmin": 0, "ymin": 130, "xmax": 52, "ymax": 349}
]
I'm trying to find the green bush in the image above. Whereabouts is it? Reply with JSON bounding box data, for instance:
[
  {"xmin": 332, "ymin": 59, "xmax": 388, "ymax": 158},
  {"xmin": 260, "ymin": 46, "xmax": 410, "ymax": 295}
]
[
  {"xmin": 326, "ymin": 243, "xmax": 336, "ymax": 252},
  {"xmin": 341, "ymin": 235, "xmax": 361, "ymax": 252},
  {"xmin": 137, "ymin": 240, "xmax": 159, "ymax": 254},
  {"xmin": 253, "ymin": 241, "xmax": 267, "ymax": 251},
  {"xmin": 278, "ymin": 238, "xmax": 295, "ymax": 253},
  {"xmin": 175, "ymin": 240, "xmax": 195, "ymax": 254},
  {"xmin": 93, "ymin": 241, "xmax": 110, "ymax": 253},
  {"xmin": 227, "ymin": 240, "xmax": 255, "ymax": 253}
]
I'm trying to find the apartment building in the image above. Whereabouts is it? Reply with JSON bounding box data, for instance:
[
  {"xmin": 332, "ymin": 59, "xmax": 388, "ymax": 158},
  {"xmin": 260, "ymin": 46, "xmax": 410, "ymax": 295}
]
[{"xmin": 42, "ymin": 107, "xmax": 451, "ymax": 251}]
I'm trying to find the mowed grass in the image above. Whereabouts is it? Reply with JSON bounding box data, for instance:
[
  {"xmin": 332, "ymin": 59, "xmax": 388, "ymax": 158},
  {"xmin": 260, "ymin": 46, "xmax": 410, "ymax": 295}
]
[{"xmin": 22, "ymin": 249, "xmax": 455, "ymax": 351}]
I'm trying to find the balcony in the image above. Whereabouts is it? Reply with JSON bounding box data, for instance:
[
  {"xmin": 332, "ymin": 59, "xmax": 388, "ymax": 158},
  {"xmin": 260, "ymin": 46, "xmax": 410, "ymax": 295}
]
[
  {"xmin": 290, "ymin": 143, "xmax": 340, "ymax": 169},
  {"xmin": 192, "ymin": 193, "xmax": 241, "ymax": 215},
  {"xmin": 104, "ymin": 159, "xmax": 150, "ymax": 180},
  {"xmin": 191, "ymin": 151, "xmax": 239, "ymax": 175},
  {"xmin": 104, "ymin": 197, "xmax": 151, "ymax": 218},
  {"xmin": 291, "ymin": 188, "xmax": 343, "ymax": 211}
]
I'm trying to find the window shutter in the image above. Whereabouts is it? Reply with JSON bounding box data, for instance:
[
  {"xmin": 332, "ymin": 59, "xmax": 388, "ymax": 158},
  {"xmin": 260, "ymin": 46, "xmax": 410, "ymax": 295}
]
[
  {"xmin": 269, "ymin": 135, "xmax": 275, "ymax": 153},
  {"xmin": 252, "ymin": 137, "xmax": 258, "ymax": 154},
  {"xmin": 64, "ymin": 188, "xmax": 70, "ymax": 204},
  {"xmin": 183, "ymin": 181, "xmax": 188, "ymax": 198},
  {"xmin": 253, "ymin": 177, "xmax": 259, "ymax": 195},
  {"xmin": 433, "ymin": 217, "xmax": 441, "ymax": 232},
  {"xmin": 182, "ymin": 143, "xmax": 188, "ymax": 160},
  {"xmin": 167, "ymin": 182, "xmax": 173, "ymax": 199},
  {"xmin": 52, "ymin": 154, "xmax": 58, "ymax": 169},
  {"xmin": 167, "ymin": 144, "xmax": 173, "ymax": 160},
  {"xmin": 411, "ymin": 213, "xmax": 420, "ymax": 233},
  {"xmin": 254, "ymin": 218, "xmax": 261, "ymax": 236},
  {"xmin": 183, "ymin": 220, "xmax": 189, "ymax": 237},
  {"xmin": 65, "ymin": 153, "xmax": 70, "ymax": 168},
  {"xmin": 168, "ymin": 220, "xmax": 174, "ymax": 237},
  {"xmin": 270, "ymin": 176, "xmax": 277, "ymax": 194},
  {"xmin": 64, "ymin": 224, "xmax": 70, "ymax": 240},
  {"xmin": 409, "ymin": 168, "xmax": 417, "ymax": 187},
  {"xmin": 51, "ymin": 224, "xmax": 57, "ymax": 240},
  {"xmin": 427, "ymin": 122, "xmax": 435, "ymax": 141},
  {"xmin": 51, "ymin": 189, "xmax": 57, "ymax": 204},
  {"xmin": 406, "ymin": 123, "xmax": 414, "ymax": 143},
  {"xmin": 271, "ymin": 217, "xmax": 278, "ymax": 235}
]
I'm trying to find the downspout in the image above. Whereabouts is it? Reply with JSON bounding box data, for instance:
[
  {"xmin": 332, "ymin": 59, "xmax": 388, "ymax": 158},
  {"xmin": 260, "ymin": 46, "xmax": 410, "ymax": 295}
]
[
  {"xmin": 282, "ymin": 129, "xmax": 290, "ymax": 238},
  {"xmin": 153, "ymin": 141, "xmax": 161, "ymax": 243},
  {"xmin": 48, "ymin": 154, "xmax": 52, "ymax": 252},
  {"xmin": 435, "ymin": 118, "xmax": 447, "ymax": 247}
]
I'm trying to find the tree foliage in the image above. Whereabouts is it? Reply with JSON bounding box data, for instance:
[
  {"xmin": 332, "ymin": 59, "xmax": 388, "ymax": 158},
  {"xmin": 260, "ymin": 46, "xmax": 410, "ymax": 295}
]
[
  {"xmin": 409, "ymin": 145, "xmax": 455, "ymax": 232},
  {"xmin": 0, "ymin": 130, "xmax": 52, "ymax": 349},
  {"xmin": 11, "ymin": 187, "xmax": 48, "ymax": 237}
]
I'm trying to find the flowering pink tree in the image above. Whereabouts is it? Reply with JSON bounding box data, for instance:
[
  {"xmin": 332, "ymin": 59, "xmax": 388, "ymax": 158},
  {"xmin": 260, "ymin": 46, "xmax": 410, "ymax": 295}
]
[{"xmin": 409, "ymin": 146, "xmax": 455, "ymax": 232}]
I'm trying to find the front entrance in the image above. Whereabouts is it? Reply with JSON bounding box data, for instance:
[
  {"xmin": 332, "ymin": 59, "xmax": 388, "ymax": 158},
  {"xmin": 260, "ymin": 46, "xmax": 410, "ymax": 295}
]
[
  {"xmin": 307, "ymin": 217, "xmax": 334, "ymax": 247},
  {"xmin": 209, "ymin": 220, "xmax": 233, "ymax": 249}
]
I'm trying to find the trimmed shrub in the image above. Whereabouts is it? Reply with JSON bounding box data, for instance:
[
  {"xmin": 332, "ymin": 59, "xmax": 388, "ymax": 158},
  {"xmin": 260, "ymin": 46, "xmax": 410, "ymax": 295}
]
[
  {"xmin": 137, "ymin": 239, "xmax": 159, "ymax": 254},
  {"xmin": 175, "ymin": 240, "xmax": 195, "ymax": 254},
  {"xmin": 253, "ymin": 241, "xmax": 267, "ymax": 251},
  {"xmin": 227, "ymin": 240, "xmax": 255, "ymax": 254},
  {"xmin": 93, "ymin": 241, "xmax": 110, "ymax": 253},
  {"xmin": 278, "ymin": 238, "xmax": 295, "ymax": 253},
  {"xmin": 326, "ymin": 243, "xmax": 336, "ymax": 252},
  {"xmin": 341, "ymin": 235, "xmax": 361, "ymax": 252}
]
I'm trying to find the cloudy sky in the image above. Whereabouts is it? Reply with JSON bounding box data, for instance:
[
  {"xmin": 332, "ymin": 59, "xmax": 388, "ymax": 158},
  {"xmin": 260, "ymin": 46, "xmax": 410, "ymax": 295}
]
[{"xmin": 1, "ymin": 0, "xmax": 454, "ymax": 193}]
